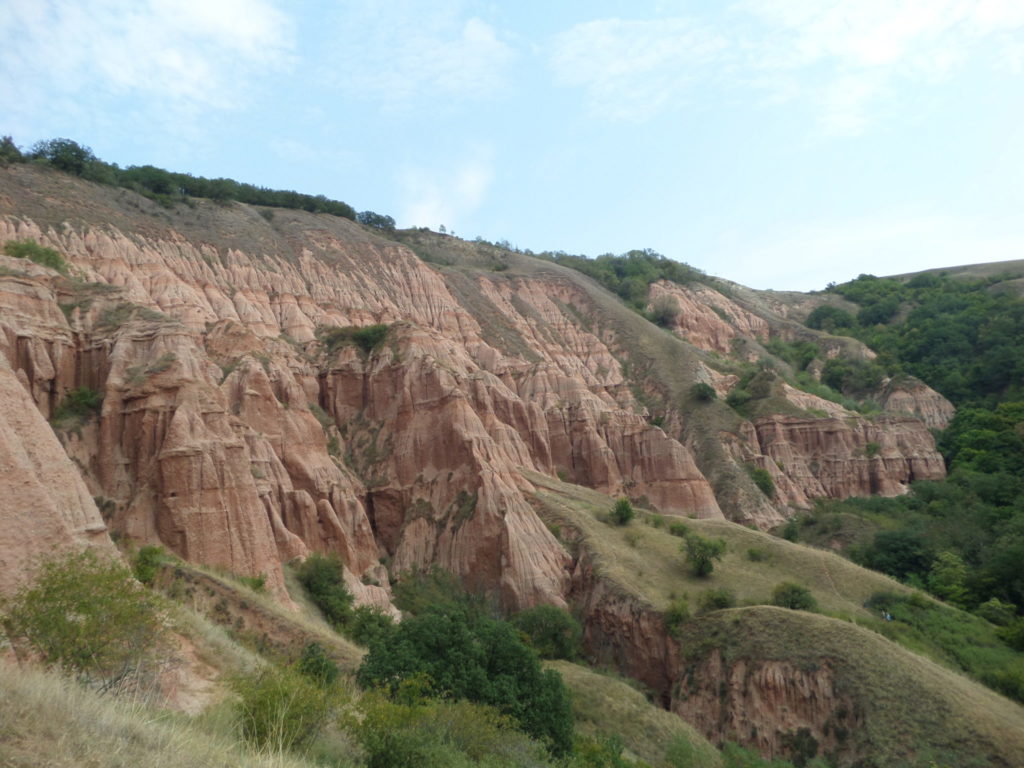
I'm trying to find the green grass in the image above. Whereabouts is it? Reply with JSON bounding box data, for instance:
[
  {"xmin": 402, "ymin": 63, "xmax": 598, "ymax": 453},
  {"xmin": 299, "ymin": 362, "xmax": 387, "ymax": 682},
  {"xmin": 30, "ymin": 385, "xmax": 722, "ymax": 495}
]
[
  {"xmin": 678, "ymin": 607, "xmax": 1024, "ymax": 768},
  {"xmin": 550, "ymin": 660, "xmax": 721, "ymax": 767},
  {"xmin": 0, "ymin": 662, "xmax": 324, "ymax": 768},
  {"xmin": 526, "ymin": 473, "xmax": 1024, "ymax": 766},
  {"xmin": 525, "ymin": 470, "xmax": 912, "ymax": 619}
]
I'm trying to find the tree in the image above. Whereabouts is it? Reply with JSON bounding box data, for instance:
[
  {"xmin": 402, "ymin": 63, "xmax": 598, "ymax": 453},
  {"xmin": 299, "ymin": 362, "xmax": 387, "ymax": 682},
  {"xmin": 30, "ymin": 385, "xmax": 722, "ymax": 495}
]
[
  {"xmin": 357, "ymin": 211, "xmax": 396, "ymax": 231},
  {"xmin": 0, "ymin": 135, "xmax": 23, "ymax": 164},
  {"xmin": 611, "ymin": 497, "xmax": 634, "ymax": 526},
  {"xmin": 927, "ymin": 551, "xmax": 969, "ymax": 607},
  {"xmin": 683, "ymin": 534, "xmax": 726, "ymax": 577},
  {"xmin": 511, "ymin": 604, "xmax": 581, "ymax": 660},
  {"xmin": 772, "ymin": 582, "xmax": 818, "ymax": 611},
  {"xmin": 0, "ymin": 549, "xmax": 164, "ymax": 692},
  {"xmin": 29, "ymin": 138, "xmax": 97, "ymax": 176},
  {"xmin": 356, "ymin": 607, "xmax": 574, "ymax": 755},
  {"xmin": 295, "ymin": 553, "xmax": 353, "ymax": 628}
]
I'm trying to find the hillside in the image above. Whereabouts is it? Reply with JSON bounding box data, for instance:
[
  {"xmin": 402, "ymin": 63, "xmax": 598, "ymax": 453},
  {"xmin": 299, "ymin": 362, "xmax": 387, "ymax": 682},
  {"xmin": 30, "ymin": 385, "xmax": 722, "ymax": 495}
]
[{"xmin": 1, "ymin": 160, "xmax": 1022, "ymax": 766}]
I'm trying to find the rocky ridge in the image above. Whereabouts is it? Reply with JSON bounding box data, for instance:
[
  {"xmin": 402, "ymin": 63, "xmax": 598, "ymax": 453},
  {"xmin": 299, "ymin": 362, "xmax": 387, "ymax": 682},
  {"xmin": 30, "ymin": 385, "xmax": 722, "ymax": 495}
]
[{"xmin": 0, "ymin": 165, "xmax": 949, "ymax": 607}]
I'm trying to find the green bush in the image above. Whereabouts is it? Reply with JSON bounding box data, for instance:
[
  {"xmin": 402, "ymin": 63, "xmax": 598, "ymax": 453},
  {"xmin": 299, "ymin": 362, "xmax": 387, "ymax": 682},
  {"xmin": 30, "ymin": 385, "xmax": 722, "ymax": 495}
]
[
  {"xmin": 698, "ymin": 588, "xmax": 737, "ymax": 614},
  {"xmin": 690, "ymin": 382, "xmax": 717, "ymax": 402},
  {"xmin": 347, "ymin": 691, "xmax": 547, "ymax": 768},
  {"xmin": 771, "ymin": 583, "xmax": 818, "ymax": 612},
  {"xmin": 322, "ymin": 324, "xmax": 390, "ymax": 355},
  {"xmin": 668, "ymin": 521, "xmax": 689, "ymax": 538},
  {"xmin": 356, "ymin": 606, "xmax": 574, "ymax": 755},
  {"xmin": 231, "ymin": 665, "xmax": 334, "ymax": 752},
  {"xmin": 346, "ymin": 604, "xmax": 396, "ymax": 647},
  {"xmin": 511, "ymin": 604, "xmax": 582, "ymax": 660},
  {"xmin": 746, "ymin": 547, "xmax": 768, "ymax": 562},
  {"xmin": 3, "ymin": 238, "xmax": 69, "ymax": 275},
  {"xmin": 748, "ymin": 467, "xmax": 775, "ymax": 499},
  {"xmin": 296, "ymin": 642, "xmax": 340, "ymax": 688},
  {"xmin": 649, "ymin": 295, "xmax": 680, "ymax": 327},
  {"xmin": 296, "ymin": 553, "xmax": 353, "ymax": 628},
  {"xmin": 51, "ymin": 387, "xmax": 103, "ymax": 425},
  {"xmin": 683, "ymin": 535, "xmax": 726, "ymax": 578},
  {"xmin": 0, "ymin": 549, "xmax": 164, "ymax": 692},
  {"xmin": 132, "ymin": 545, "xmax": 164, "ymax": 586},
  {"xmin": 663, "ymin": 595, "xmax": 691, "ymax": 637},
  {"xmin": 610, "ymin": 497, "xmax": 634, "ymax": 526}
]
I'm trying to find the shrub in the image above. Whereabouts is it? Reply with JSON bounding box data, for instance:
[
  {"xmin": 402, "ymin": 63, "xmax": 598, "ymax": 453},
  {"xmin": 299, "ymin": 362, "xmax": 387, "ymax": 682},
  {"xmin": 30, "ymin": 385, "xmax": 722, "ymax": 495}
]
[
  {"xmin": 296, "ymin": 553, "xmax": 353, "ymax": 628},
  {"xmin": 296, "ymin": 642, "xmax": 339, "ymax": 688},
  {"xmin": 356, "ymin": 607, "xmax": 574, "ymax": 755},
  {"xmin": 772, "ymin": 582, "xmax": 818, "ymax": 612},
  {"xmin": 347, "ymin": 691, "xmax": 547, "ymax": 768},
  {"xmin": 690, "ymin": 382, "xmax": 717, "ymax": 402},
  {"xmin": 511, "ymin": 605, "xmax": 582, "ymax": 660},
  {"xmin": 698, "ymin": 588, "xmax": 737, "ymax": 614},
  {"xmin": 231, "ymin": 665, "xmax": 334, "ymax": 752},
  {"xmin": 976, "ymin": 598, "xmax": 1016, "ymax": 626},
  {"xmin": 725, "ymin": 388, "xmax": 752, "ymax": 408},
  {"xmin": 684, "ymin": 535, "xmax": 726, "ymax": 578},
  {"xmin": 346, "ymin": 604, "xmax": 396, "ymax": 647},
  {"xmin": 610, "ymin": 497, "xmax": 634, "ymax": 526},
  {"xmin": 649, "ymin": 295, "xmax": 680, "ymax": 327},
  {"xmin": 748, "ymin": 467, "xmax": 775, "ymax": 499},
  {"xmin": 668, "ymin": 521, "xmax": 689, "ymax": 538},
  {"xmin": 322, "ymin": 324, "xmax": 390, "ymax": 356},
  {"xmin": 663, "ymin": 595, "xmax": 691, "ymax": 637},
  {"xmin": 3, "ymin": 238, "xmax": 69, "ymax": 275},
  {"xmin": 132, "ymin": 545, "xmax": 164, "ymax": 586},
  {"xmin": 746, "ymin": 547, "xmax": 768, "ymax": 562},
  {"xmin": 0, "ymin": 549, "xmax": 164, "ymax": 692},
  {"xmin": 51, "ymin": 387, "xmax": 103, "ymax": 424}
]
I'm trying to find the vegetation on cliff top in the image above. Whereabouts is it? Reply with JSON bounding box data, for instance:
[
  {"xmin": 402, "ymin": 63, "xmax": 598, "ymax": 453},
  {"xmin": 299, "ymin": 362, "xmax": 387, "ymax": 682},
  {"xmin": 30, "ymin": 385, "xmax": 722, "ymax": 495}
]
[{"xmin": 3, "ymin": 136, "xmax": 357, "ymax": 219}]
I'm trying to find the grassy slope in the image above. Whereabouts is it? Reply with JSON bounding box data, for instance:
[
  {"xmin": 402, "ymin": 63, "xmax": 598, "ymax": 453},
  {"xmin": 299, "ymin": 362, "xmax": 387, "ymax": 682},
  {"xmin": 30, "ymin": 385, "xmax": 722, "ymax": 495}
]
[
  {"xmin": 682, "ymin": 608, "xmax": 1024, "ymax": 767},
  {"xmin": 527, "ymin": 472, "xmax": 1024, "ymax": 765},
  {"xmin": 550, "ymin": 660, "xmax": 722, "ymax": 767},
  {"xmin": 0, "ymin": 662, "xmax": 319, "ymax": 768}
]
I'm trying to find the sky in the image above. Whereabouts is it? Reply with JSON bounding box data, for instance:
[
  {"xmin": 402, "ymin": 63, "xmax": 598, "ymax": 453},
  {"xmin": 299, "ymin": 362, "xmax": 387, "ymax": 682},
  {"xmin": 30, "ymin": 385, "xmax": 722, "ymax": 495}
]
[{"xmin": 3, "ymin": 0, "xmax": 1024, "ymax": 291}]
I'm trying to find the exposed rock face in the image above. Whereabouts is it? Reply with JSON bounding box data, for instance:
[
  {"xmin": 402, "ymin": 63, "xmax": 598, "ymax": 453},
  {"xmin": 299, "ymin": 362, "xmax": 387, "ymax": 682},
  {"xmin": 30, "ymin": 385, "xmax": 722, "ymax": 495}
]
[
  {"xmin": 0, "ymin": 166, "xmax": 948, "ymax": 612},
  {"xmin": 0, "ymin": 171, "xmax": 724, "ymax": 608},
  {"xmin": 0, "ymin": 353, "xmax": 114, "ymax": 594},
  {"xmin": 876, "ymin": 376, "xmax": 955, "ymax": 430},
  {"xmin": 732, "ymin": 414, "xmax": 946, "ymax": 508},
  {"xmin": 650, "ymin": 280, "xmax": 768, "ymax": 356},
  {"xmin": 673, "ymin": 650, "xmax": 860, "ymax": 761}
]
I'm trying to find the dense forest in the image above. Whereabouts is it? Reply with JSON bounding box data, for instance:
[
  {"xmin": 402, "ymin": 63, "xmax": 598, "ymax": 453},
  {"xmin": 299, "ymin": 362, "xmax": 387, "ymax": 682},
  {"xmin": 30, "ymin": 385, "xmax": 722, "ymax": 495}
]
[{"xmin": 787, "ymin": 272, "xmax": 1024, "ymax": 700}]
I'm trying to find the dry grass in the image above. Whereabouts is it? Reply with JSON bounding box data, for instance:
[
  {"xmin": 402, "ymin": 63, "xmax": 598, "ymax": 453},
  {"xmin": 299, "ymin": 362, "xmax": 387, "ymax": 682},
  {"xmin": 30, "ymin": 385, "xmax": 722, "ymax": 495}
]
[
  {"xmin": 529, "ymin": 474, "xmax": 1024, "ymax": 765},
  {"xmin": 682, "ymin": 607, "xmax": 1024, "ymax": 767},
  {"xmin": 550, "ymin": 660, "xmax": 721, "ymax": 767},
  {"xmin": 527, "ymin": 470, "xmax": 910, "ymax": 620},
  {"xmin": 0, "ymin": 661, "xmax": 318, "ymax": 768}
]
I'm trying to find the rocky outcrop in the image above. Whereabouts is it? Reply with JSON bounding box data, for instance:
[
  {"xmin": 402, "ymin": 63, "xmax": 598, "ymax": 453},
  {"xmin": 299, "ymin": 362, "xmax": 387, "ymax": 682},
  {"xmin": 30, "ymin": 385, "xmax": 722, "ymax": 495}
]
[
  {"xmin": 875, "ymin": 376, "xmax": 955, "ymax": 430},
  {"xmin": 673, "ymin": 650, "xmax": 860, "ymax": 761},
  {"xmin": 741, "ymin": 414, "xmax": 946, "ymax": 507},
  {"xmin": 650, "ymin": 280, "xmax": 768, "ymax": 356},
  {"xmin": 0, "ymin": 352, "xmax": 114, "ymax": 594}
]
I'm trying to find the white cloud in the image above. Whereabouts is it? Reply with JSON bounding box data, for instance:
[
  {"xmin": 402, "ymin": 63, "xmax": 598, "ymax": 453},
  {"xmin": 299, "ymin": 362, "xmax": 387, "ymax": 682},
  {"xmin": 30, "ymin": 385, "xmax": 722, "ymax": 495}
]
[
  {"xmin": 740, "ymin": 0, "xmax": 1024, "ymax": 134},
  {"xmin": 550, "ymin": 18, "xmax": 728, "ymax": 121},
  {"xmin": 324, "ymin": 1, "xmax": 515, "ymax": 105},
  {"xmin": 549, "ymin": 1, "xmax": 1024, "ymax": 132},
  {"xmin": 0, "ymin": 0, "xmax": 293, "ymax": 127},
  {"xmin": 399, "ymin": 152, "xmax": 495, "ymax": 231}
]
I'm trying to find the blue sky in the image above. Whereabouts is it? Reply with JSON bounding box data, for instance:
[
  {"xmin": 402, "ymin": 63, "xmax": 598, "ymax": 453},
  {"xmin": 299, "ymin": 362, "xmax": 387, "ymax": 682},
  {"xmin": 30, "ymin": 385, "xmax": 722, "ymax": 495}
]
[{"xmin": 3, "ymin": 1, "xmax": 1024, "ymax": 290}]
